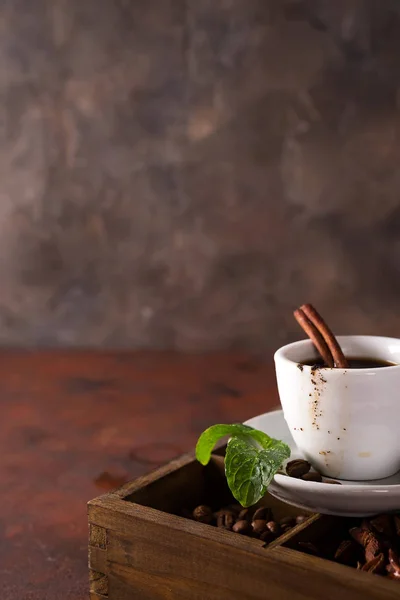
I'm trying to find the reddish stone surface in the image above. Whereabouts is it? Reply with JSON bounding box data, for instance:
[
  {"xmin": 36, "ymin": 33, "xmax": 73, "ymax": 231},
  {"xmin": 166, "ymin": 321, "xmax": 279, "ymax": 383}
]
[{"xmin": 0, "ymin": 350, "xmax": 278, "ymax": 599}]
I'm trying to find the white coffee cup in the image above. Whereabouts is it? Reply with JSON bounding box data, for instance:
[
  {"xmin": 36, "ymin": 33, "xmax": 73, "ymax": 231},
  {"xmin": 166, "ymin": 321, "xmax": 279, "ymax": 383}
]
[{"xmin": 274, "ymin": 336, "xmax": 400, "ymax": 481}]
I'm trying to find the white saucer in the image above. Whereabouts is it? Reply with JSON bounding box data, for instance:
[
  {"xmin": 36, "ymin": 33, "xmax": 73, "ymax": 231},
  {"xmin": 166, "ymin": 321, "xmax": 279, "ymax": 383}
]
[{"xmin": 244, "ymin": 410, "xmax": 400, "ymax": 517}]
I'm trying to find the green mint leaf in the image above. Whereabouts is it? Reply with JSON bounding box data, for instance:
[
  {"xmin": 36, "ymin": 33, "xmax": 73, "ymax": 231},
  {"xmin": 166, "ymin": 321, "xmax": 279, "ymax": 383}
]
[
  {"xmin": 195, "ymin": 423, "xmax": 256, "ymax": 465},
  {"xmin": 225, "ymin": 436, "xmax": 291, "ymax": 507},
  {"xmin": 195, "ymin": 422, "xmax": 291, "ymax": 506}
]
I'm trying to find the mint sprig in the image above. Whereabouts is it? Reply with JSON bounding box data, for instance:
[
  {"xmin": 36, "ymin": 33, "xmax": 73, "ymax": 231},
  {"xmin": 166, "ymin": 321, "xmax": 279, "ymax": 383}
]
[{"xmin": 195, "ymin": 423, "xmax": 290, "ymax": 507}]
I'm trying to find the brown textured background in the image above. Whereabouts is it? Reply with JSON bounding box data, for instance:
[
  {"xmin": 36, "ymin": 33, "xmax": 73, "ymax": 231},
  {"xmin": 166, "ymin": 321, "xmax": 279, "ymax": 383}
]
[{"xmin": 2, "ymin": 0, "xmax": 400, "ymax": 352}]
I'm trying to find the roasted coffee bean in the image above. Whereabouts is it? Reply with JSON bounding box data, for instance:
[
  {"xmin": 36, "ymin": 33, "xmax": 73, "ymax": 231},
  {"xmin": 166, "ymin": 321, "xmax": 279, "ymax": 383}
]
[
  {"xmin": 216, "ymin": 510, "xmax": 235, "ymax": 530},
  {"xmin": 252, "ymin": 519, "xmax": 267, "ymax": 536},
  {"xmin": 324, "ymin": 479, "xmax": 342, "ymax": 485},
  {"xmin": 253, "ymin": 507, "xmax": 272, "ymax": 522},
  {"xmin": 301, "ymin": 471, "xmax": 322, "ymax": 482},
  {"xmin": 238, "ymin": 508, "xmax": 251, "ymax": 521},
  {"xmin": 286, "ymin": 459, "xmax": 311, "ymax": 478},
  {"xmin": 192, "ymin": 505, "xmax": 213, "ymax": 524},
  {"xmin": 266, "ymin": 521, "xmax": 281, "ymax": 536},
  {"xmin": 185, "ymin": 502, "xmax": 313, "ymax": 548},
  {"xmin": 232, "ymin": 520, "xmax": 251, "ymax": 535}
]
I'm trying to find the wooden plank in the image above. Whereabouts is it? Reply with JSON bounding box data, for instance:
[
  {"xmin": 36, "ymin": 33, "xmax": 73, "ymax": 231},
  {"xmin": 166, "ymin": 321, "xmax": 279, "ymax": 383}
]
[
  {"xmin": 267, "ymin": 512, "xmax": 321, "ymax": 550},
  {"xmin": 108, "ymin": 561, "xmax": 258, "ymax": 600},
  {"xmin": 125, "ymin": 459, "xmax": 205, "ymax": 512},
  {"xmin": 106, "ymin": 528, "xmax": 287, "ymax": 600},
  {"xmin": 90, "ymin": 450, "xmax": 310, "ymax": 523},
  {"xmin": 273, "ymin": 547, "xmax": 400, "ymax": 600},
  {"xmin": 106, "ymin": 528, "xmax": 399, "ymax": 600},
  {"xmin": 112, "ymin": 448, "xmax": 229, "ymax": 512},
  {"xmin": 88, "ymin": 496, "xmax": 269, "ymax": 555},
  {"xmin": 113, "ymin": 452, "xmax": 198, "ymax": 499},
  {"xmin": 88, "ymin": 489, "xmax": 313, "ymax": 555},
  {"xmin": 89, "ymin": 497, "xmax": 399, "ymax": 600},
  {"xmin": 89, "ymin": 546, "xmax": 107, "ymax": 573}
]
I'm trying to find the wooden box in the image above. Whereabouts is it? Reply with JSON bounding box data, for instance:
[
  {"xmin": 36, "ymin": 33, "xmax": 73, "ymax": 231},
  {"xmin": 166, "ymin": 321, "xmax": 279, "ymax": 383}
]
[{"xmin": 88, "ymin": 450, "xmax": 399, "ymax": 599}]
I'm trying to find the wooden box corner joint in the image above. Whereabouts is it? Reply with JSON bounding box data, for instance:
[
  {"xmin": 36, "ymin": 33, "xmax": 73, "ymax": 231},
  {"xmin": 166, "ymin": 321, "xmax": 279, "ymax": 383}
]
[{"xmin": 89, "ymin": 523, "xmax": 108, "ymax": 599}]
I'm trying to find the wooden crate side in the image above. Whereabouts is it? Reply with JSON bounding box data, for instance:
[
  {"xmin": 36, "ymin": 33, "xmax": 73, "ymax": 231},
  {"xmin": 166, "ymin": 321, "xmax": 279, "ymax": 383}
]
[
  {"xmin": 113, "ymin": 451, "xmax": 198, "ymax": 500},
  {"xmin": 107, "ymin": 558, "xmax": 260, "ymax": 600},
  {"xmin": 88, "ymin": 497, "xmax": 399, "ymax": 600},
  {"xmin": 106, "ymin": 526, "xmax": 293, "ymax": 599},
  {"xmin": 106, "ymin": 529, "xmax": 400, "ymax": 600},
  {"xmin": 88, "ymin": 491, "xmax": 316, "ymax": 554},
  {"xmin": 88, "ymin": 496, "xmax": 273, "ymax": 600},
  {"xmin": 89, "ymin": 495, "xmax": 268, "ymax": 555},
  {"xmin": 125, "ymin": 459, "xmax": 205, "ymax": 512},
  {"xmin": 110, "ymin": 445, "xmax": 226, "ymax": 503},
  {"xmin": 272, "ymin": 547, "xmax": 399, "ymax": 600}
]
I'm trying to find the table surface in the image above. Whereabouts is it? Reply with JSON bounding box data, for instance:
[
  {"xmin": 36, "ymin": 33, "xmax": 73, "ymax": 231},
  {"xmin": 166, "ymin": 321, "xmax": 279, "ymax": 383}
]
[{"xmin": 1, "ymin": 350, "xmax": 278, "ymax": 600}]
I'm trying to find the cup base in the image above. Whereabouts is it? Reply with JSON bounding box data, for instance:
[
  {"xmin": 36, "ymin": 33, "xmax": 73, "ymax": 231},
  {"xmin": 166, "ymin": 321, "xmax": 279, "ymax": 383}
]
[{"xmin": 315, "ymin": 461, "xmax": 400, "ymax": 482}]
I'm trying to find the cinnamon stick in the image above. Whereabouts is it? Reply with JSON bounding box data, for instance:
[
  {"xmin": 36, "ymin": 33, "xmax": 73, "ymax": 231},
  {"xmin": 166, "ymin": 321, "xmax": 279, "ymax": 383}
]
[
  {"xmin": 294, "ymin": 303, "xmax": 349, "ymax": 368},
  {"xmin": 294, "ymin": 309, "xmax": 334, "ymax": 367}
]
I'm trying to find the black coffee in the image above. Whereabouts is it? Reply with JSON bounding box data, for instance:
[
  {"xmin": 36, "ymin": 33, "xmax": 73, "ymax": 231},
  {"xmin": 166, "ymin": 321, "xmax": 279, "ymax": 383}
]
[{"xmin": 301, "ymin": 357, "xmax": 397, "ymax": 369}]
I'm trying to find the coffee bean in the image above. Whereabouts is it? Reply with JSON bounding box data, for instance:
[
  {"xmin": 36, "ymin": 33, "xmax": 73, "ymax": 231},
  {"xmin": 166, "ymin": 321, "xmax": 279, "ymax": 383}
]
[
  {"xmin": 253, "ymin": 507, "xmax": 272, "ymax": 522},
  {"xmin": 216, "ymin": 510, "xmax": 235, "ymax": 530},
  {"xmin": 238, "ymin": 508, "xmax": 251, "ymax": 521},
  {"xmin": 185, "ymin": 503, "xmax": 308, "ymax": 545},
  {"xmin": 286, "ymin": 459, "xmax": 311, "ymax": 478},
  {"xmin": 192, "ymin": 505, "xmax": 213, "ymax": 524},
  {"xmin": 232, "ymin": 520, "xmax": 251, "ymax": 535},
  {"xmin": 252, "ymin": 519, "xmax": 267, "ymax": 535},
  {"xmin": 266, "ymin": 521, "xmax": 281, "ymax": 536}
]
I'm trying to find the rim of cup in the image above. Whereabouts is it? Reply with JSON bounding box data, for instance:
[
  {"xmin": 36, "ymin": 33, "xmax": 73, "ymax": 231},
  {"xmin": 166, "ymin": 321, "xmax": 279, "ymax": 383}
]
[{"xmin": 274, "ymin": 335, "xmax": 400, "ymax": 373}]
